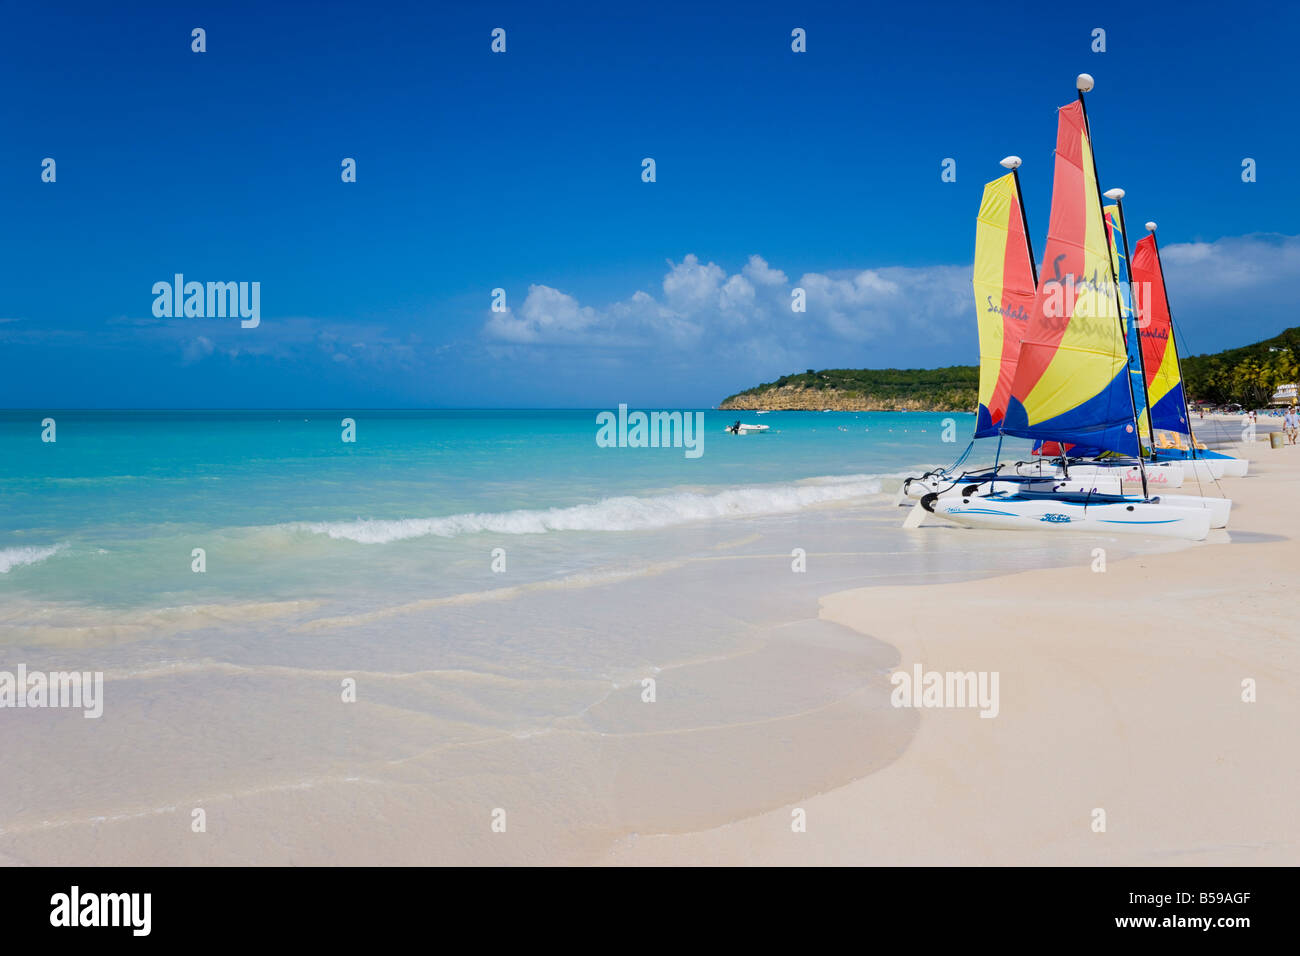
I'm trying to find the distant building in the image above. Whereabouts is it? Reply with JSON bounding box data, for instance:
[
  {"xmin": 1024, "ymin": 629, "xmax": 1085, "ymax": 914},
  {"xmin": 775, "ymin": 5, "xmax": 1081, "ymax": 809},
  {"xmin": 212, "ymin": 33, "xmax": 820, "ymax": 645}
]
[{"xmin": 1271, "ymin": 382, "xmax": 1298, "ymax": 405}]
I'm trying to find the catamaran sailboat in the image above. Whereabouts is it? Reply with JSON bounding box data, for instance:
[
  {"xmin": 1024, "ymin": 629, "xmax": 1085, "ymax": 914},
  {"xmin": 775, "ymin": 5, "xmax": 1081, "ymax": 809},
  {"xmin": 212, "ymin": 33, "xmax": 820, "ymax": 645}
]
[
  {"xmin": 921, "ymin": 76, "xmax": 1228, "ymax": 541},
  {"xmin": 1008, "ymin": 196, "xmax": 1248, "ymax": 485},
  {"xmin": 898, "ymin": 156, "xmax": 1130, "ymax": 503},
  {"xmin": 1128, "ymin": 225, "xmax": 1249, "ymax": 477}
]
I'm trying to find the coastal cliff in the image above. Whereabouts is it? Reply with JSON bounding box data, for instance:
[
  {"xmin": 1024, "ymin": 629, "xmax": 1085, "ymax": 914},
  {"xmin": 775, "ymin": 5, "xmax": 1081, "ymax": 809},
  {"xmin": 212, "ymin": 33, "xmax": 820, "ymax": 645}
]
[
  {"xmin": 718, "ymin": 324, "xmax": 1300, "ymax": 413},
  {"xmin": 719, "ymin": 385, "xmax": 970, "ymax": 411},
  {"xmin": 720, "ymin": 367, "xmax": 978, "ymax": 412}
]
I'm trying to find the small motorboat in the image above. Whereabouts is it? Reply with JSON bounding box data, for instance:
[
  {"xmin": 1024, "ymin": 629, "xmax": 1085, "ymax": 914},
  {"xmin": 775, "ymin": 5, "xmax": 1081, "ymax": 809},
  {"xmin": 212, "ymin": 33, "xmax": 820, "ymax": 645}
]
[{"xmin": 724, "ymin": 420, "xmax": 769, "ymax": 434}]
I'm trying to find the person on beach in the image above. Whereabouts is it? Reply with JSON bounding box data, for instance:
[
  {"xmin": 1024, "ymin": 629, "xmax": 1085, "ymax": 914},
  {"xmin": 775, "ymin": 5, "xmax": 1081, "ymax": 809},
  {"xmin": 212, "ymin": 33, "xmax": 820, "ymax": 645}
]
[{"xmin": 1286, "ymin": 406, "xmax": 1299, "ymax": 445}]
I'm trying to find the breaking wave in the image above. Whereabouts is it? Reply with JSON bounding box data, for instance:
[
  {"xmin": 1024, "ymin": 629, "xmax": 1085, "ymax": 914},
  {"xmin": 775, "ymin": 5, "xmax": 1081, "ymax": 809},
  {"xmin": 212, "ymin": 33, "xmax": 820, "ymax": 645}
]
[
  {"xmin": 0, "ymin": 543, "xmax": 68, "ymax": 574},
  {"xmin": 298, "ymin": 475, "xmax": 886, "ymax": 544}
]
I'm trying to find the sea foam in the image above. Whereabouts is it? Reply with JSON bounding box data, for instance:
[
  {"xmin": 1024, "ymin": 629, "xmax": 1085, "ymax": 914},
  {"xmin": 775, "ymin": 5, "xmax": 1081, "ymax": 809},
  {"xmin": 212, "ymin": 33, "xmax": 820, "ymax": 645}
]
[
  {"xmin": 0, "ymin": 543, "xmax": 68, "ymax": 574},
  {"xmin": 299, "ymin": 475, "xmax": 885, "ymax": 544}
]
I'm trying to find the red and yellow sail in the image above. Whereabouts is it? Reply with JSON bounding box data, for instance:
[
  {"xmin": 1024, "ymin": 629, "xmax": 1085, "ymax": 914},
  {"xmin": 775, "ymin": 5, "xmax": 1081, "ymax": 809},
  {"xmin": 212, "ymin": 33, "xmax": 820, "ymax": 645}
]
[
  {"xmin": 1000, "ymin": 101, "xmax": 1140, "ymax": 457},
  {"xmin": 1105, "ymin": 204, "xmax": 1151, "ymax": 449},
  {"xmin": 1131, "ymin": 234, "xmax": 1193, "ymax": 448},
  {"xmin": 973, "ymin": 173, "xmax": 1036, "ymax": 437}
]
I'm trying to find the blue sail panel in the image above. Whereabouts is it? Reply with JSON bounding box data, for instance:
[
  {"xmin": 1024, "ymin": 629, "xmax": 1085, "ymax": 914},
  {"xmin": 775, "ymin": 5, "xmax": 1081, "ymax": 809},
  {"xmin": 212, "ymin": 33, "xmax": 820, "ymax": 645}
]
[
  {"xmin": 1002, "ymin": 365, "xmax": 1142, "ymax": 458},
  {"xmin": 1150, "ymin": 382, "xmax": 1190, "ymax": 434}
]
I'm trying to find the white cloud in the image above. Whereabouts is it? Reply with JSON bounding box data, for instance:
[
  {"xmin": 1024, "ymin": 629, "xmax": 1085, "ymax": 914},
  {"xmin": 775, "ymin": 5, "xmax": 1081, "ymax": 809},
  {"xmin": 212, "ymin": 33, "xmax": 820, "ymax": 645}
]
[
  {"xmin": 742, "ymin": 254, "xmax": 788, "ymax": 287},
  {"xmin": 1159, "ymin": 232, "xmax": 1300, "ymax": 294},
  {"xmin": 1142, "ymin": 233, "xmax": 1300, "ymax": 352},
  {"xmin": 481, "ymin": 254, "xmax": 970, "ymax": 357},
  {"xmin": 478, "ymin": 235, "xmax": 1300, "ymax": 371},
  {"xmin": 182, "ymin": 335, "xmax": 215, "ymax": 364},
  {"xmin": 662, "ymin": 254, "xmax": 727, "ymax": 312},
  {"xmin": 484, "ymin": 284, "xmax": 601, "ymax": 344},
  {"xmin": 0, "ymin": 315, "xmax": 424, "ymax": 372}
]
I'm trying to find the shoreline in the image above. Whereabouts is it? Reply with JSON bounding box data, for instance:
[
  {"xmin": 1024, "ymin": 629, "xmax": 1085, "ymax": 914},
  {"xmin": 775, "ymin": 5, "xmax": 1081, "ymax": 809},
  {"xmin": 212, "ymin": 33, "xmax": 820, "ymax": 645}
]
[
  {"xmin": 3, "ymin": 424, "xmax": 1291, "ymax": 865},
  {"xmin": 608, "ymin": 439, "xmax": 1298, "ymax": 865}
]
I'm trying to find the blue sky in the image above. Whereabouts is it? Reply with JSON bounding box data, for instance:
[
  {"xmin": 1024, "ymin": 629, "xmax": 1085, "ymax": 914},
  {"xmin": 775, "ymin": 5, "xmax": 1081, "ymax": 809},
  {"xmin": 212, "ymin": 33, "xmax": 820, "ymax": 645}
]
[{"xmin": 2, "ymin": 0, "xmax": 1297, "ymax": 407}]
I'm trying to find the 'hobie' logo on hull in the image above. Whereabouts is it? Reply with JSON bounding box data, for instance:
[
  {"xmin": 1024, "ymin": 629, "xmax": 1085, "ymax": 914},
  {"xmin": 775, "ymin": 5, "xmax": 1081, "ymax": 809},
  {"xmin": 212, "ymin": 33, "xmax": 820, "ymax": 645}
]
[
  {"xmin": 596, "ymin": 404, "xmax": 704, "ymax": 459},
  {"xmin": 152, "ymin": 274, "xmax": 260, "ymax": 328}
]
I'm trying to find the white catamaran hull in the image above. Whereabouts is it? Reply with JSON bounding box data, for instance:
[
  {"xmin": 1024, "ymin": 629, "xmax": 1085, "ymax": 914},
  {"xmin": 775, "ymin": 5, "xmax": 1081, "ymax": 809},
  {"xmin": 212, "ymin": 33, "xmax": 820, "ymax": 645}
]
[
  {"xmin": 1153, "ymin": 494, "xmax": 1232, "ymax": 529},
  {"xmin": 901, "ymin": 473, "xmax": 1122, "ymax": 502},
  {"xmin": 1014, "ymin": 460, "xmax": 1186, "ymax": 488},
  {"xmin": 1217, "ymin": 457, "xmax": 1249, "ymax": 477},
  {"xmin": 1156, "ymin": 456, "xmax": 1248, "ymax": 480},
  {"xmin": 924, "ymin": 491, "xmax": 1212, "ymax": 541},
  {"xmin": 1008, "ymin": 488, "xmax": 1232, "ymax": 529},
  {"xmin": 1177, "ymin": 458, "xmax": 1226, "ymax": 481}
]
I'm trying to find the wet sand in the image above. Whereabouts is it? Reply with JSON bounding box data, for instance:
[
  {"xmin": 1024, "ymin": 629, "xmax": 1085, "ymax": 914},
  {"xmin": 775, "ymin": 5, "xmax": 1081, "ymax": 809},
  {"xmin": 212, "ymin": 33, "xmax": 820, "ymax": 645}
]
[
  {"xmin": 610, "ymin": 438, "xmax": 1298, "ymax": 865},
  {"xmin": 3, "ymin": 427, "xmax": 1289, "ymax": 866}
]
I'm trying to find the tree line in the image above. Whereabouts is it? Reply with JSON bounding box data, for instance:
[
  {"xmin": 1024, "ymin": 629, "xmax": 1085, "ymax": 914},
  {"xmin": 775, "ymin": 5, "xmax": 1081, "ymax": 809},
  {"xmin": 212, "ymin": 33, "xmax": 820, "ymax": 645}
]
[
  {"xmin": 722, "ymin": 326, "xmax": 1300, "ymax": 411},
  {"xmin": 1180, "ymin": 326, "xmax": 1299, "ymax": 407}
]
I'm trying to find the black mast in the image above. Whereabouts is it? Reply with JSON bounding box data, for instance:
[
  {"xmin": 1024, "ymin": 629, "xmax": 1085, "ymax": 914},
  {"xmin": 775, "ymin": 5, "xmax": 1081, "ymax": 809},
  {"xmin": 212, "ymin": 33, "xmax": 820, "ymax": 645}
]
[
  {"xmin": 991, "ymin": 156, "xmax": 1040, "ymax": 490},
  {"xmin": 1145, "ymin": 223, "xmax": 1199, "ymax": 460},
  {"xmin": 1109, "ymin": 193, "xmax": 1159, "ymax": 456},
  {"xmin": 1008, "ymin": 163, "xmax": 1039, "ymax": 287}
]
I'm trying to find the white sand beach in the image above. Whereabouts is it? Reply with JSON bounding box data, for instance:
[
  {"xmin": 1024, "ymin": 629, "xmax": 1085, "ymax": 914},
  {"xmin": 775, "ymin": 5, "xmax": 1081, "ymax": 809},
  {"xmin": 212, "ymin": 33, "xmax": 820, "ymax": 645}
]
[
  {"xmin": 610, "ymin": 437, "xmax": 1299, "ymax": 865},
  {"xmin": 2, "ymin": 419, "xmax": 1293, "ymax": 867}
]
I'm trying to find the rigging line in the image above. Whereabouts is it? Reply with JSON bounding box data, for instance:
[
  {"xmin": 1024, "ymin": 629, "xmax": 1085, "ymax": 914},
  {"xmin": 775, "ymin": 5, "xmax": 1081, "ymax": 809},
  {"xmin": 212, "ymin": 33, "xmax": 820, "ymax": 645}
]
[
  {"xmin": 934, "ymin": 437, "xmax": 974, "ymax": 476},
  {"xmin": 1161, "ymin": 325, "xmax": 1230, "ymax": 497}
]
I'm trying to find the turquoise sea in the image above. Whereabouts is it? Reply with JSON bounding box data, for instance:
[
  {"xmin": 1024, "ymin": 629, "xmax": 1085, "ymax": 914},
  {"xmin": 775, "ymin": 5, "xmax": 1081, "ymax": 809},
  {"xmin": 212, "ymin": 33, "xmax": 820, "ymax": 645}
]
[
  {"xmin": 3, "ymin": 408, "xmax": 1185, "ymax": 864},
  {"xmin": 2, "ymin": 408, "xmax": 1016, "ymax": 610}
]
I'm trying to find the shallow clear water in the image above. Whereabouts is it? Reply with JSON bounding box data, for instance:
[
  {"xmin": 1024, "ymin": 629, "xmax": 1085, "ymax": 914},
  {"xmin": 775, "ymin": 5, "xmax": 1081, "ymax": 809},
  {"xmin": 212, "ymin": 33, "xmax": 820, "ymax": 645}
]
[
  {"xmin": 4, "ymin": 409, "xmax": 1188, "ymax": 863},
  {"xmin": 2, "ymin": 408, "xmax": 1028, "ymax": 610}
]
